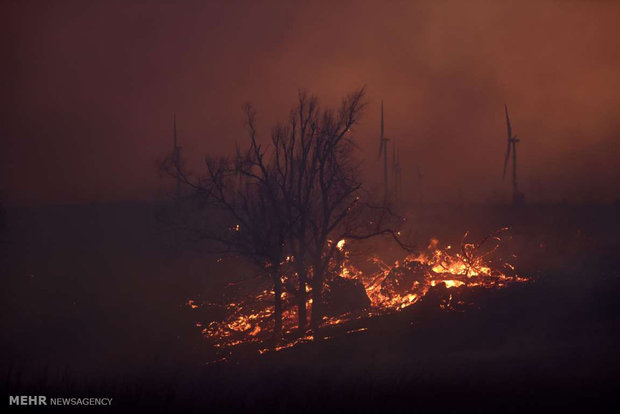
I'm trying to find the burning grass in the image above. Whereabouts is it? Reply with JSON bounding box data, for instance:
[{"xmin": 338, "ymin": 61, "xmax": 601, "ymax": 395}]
[{"xmin": 187, "ymin": 228, "xmax": 526, "ymax": 360}]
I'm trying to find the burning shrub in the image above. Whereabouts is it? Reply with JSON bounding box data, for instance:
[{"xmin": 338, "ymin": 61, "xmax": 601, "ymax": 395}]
[
  {"xmin": 380, "ymin": 260, "xmax": 428, "ymax": 298},
  {"xmin": 188, "ymin": 231, "xmax": 527, "ymax": 362}
]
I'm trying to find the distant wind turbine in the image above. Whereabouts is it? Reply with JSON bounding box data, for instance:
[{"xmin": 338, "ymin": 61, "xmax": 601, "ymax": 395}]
[
  {"xmin": 502, "ymin": 104, "xmax": 524, "ymax": 204},
  {"xmin": 378, "ymin": 100, "xmax": 390, "ymax": 202}
]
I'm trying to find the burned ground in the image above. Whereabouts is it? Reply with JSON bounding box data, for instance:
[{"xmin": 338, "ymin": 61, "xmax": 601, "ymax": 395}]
[{"xmin": 2, "ymin": 202, "xmax": 619, "ymax": 412}]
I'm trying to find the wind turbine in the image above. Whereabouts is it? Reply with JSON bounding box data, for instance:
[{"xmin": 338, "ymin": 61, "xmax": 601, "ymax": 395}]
[
  {"xmin": 378, "ymin": 100, "xmax": 390, "ymax": 202},
  {"xmin": 502, "ymin": 104, "xmax": 523, "ymax": 204}
]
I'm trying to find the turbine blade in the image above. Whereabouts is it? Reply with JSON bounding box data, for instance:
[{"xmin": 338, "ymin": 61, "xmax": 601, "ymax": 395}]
[
  {"xmin": 502, "ymin": 142, "xmax": 511, "ymax": 180},
  {"xmin": 378, "ymin": 100, "xmax": 384, "ymax": 159}
]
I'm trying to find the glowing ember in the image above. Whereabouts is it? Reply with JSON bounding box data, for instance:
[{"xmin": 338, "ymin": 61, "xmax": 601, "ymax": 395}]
[{"xmin": 186, "ymin": 231, "xmax": 526, "ymax": 358}]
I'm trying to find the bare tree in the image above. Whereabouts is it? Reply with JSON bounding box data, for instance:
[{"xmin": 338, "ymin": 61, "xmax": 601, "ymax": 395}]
[
  {"xmin": 251, "ymin": 88, "xmax": 406, "ymax": 331},
  {"xmin": 162, "ymin": 87, "xmax": 408, "ymax": 337}
]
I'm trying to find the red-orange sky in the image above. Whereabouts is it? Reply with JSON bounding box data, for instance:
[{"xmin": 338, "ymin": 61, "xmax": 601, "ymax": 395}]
[{"xmin": 2, "ymin": 0, "xmax": 619, "ymax": 205}]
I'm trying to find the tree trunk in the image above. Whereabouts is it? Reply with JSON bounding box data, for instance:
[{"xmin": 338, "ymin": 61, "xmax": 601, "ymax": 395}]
[
  {"xmin": 295, "ymin": 244, "xmax": 308, "ymax": 333},
  {"xmin": 310, "ymin": 268, "xmax": 324, "ymax": 332},
  {"xmin": 297, "ymin": 279, "xmax": 307, "ymax": 332},
  {"xmin": 273, "ymin": 271, "xmax": 283, "ymax": 337}
]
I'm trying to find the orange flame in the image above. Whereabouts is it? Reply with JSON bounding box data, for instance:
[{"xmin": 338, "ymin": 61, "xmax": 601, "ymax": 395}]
[{"xmin": 188, "ymin": 234, "xmax": 526, "ymax": 358}]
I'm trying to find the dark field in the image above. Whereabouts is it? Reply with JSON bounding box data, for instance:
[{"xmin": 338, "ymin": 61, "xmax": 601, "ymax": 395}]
[{"xmin": 2, "ymin": 202, "xmax": 619, "ymax": 412}]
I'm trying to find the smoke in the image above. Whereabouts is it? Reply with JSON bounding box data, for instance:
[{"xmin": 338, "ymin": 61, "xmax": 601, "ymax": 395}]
[{"xmin": 1, "ymin": 0, "xmax": 619, "ymax": 204}]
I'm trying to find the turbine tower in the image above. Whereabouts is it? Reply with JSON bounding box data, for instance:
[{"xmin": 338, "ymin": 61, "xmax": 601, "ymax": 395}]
[
  {"xmin": 173, "ymin": 113, "xmax": 182, "ymax": 198},
  {"xmin": 378, "ymin": 100, "xmax": 390, "ymax": 202},
  {"xmin": 502, "ymin": 104, "xmax": 523, "ymax": 204}
]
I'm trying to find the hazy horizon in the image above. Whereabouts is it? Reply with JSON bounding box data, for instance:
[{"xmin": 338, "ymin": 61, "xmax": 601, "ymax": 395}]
[{"xmin": 2, "ymin": 0, "xmax": 619, "ymax": 205}]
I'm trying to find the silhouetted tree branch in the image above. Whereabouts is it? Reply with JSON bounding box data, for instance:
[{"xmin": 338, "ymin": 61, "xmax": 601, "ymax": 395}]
[{"xmin": 160, "ymin": 87, "xmax": 410, "ymax": 337}]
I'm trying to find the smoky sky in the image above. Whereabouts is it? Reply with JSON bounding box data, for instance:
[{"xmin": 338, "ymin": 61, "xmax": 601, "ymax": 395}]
[{"xmin": 2, "ymin": 0, "xmax": 619, "ymax": 205}]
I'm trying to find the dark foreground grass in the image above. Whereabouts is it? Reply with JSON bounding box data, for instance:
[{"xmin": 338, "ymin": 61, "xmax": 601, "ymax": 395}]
[{"xmin": 2, "ymin": 202, "xmax": 619, "ymax": 412}]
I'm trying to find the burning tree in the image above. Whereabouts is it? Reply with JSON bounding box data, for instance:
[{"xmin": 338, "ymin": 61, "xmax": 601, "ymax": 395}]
[{"xmin": 163, "ymin": 88, "xmax": 407, "ymax": 337}]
